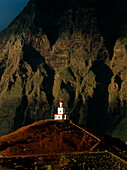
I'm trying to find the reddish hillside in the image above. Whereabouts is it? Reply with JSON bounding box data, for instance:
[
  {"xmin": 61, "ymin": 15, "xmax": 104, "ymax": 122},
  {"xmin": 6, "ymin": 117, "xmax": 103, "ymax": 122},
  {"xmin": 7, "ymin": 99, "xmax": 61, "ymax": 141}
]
[{"xmin": 0, "ymin": 120, "xmax": 100, "ymax": 156}]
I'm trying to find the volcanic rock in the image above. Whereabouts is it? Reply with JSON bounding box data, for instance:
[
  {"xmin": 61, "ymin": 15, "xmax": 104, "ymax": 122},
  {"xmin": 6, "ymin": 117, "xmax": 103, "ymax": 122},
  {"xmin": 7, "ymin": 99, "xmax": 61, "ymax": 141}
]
[{"xmin": 0, "ymin": 0, "xmax": 126, "ymax": 141}]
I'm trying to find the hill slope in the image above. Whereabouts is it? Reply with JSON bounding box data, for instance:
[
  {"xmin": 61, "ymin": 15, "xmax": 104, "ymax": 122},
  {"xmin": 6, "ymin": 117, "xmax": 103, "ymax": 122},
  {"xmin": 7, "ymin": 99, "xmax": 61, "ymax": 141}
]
[{"xmin": 0, "ymin": 120, "xmax": 100, "ymax": 156}]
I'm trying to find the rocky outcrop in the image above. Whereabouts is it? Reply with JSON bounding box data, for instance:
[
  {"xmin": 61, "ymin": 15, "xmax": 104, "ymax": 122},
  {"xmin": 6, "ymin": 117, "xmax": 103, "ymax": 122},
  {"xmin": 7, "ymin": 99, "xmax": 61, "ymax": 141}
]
[
  {"xmin": 108, "ymin": 37, "xmax": 127, "ymax": 141},
  {"xmin": 0, "ymin": 0, "xmax": 127, "ymax": 141}
]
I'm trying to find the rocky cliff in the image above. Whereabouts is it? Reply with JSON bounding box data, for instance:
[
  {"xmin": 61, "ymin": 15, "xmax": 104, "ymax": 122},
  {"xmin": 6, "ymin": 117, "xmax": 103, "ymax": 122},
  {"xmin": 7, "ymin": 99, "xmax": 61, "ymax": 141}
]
[{"xmin": 0, "ymin": 0, "xmax": 127, "ymax": 141}]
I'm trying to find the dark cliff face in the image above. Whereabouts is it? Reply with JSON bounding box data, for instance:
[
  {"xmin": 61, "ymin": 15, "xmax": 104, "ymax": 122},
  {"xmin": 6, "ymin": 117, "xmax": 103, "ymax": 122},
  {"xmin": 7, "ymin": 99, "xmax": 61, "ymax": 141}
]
[{"xmin": 0, "ymin": 0, "xmax": 127, "ymax": 141}]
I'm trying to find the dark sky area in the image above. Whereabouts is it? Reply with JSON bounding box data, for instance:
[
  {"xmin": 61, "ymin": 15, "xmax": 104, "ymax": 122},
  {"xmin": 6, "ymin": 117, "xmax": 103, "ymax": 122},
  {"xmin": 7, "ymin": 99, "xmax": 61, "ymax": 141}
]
[{"xmin": 0, "ymin": 0, "xmax": 30, "ymax": 32}]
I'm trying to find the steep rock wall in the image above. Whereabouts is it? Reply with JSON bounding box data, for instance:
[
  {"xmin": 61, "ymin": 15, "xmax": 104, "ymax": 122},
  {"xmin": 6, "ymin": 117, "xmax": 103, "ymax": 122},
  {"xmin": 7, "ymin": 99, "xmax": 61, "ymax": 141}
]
[{"xmin": 0, "ymin": 0, "xmax": 126, "ymax": 141}]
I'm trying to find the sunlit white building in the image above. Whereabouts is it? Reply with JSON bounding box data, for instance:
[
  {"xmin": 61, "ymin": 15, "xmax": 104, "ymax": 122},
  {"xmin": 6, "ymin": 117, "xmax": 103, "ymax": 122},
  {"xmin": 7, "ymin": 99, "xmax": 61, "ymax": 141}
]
[{"xmin": 54, "ymin": 100, "xmax": 69, "ymax": 120}]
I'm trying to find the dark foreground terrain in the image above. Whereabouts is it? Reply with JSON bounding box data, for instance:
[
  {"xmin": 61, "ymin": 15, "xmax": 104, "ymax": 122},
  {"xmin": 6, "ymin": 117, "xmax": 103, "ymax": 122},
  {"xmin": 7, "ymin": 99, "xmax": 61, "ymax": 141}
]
[
  {"xmin": 0, "ymin": 151, "xmax": 127, "ymax": 169},
  {"xmin": 0, "ymin": 120, "xmax": 126, "ymax": 169}
]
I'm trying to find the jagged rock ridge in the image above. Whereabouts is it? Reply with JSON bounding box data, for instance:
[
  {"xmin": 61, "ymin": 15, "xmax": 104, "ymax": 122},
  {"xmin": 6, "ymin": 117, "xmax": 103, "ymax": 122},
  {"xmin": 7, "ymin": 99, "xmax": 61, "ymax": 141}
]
[{"xmin": 0, "ymin": 0, "xmax": 127, "ymax": 141}]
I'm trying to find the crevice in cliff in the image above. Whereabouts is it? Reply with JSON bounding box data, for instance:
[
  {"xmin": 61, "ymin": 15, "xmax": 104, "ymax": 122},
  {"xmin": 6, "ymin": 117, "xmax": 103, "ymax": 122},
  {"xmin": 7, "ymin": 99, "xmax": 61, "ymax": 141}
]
[
  {"xmin": 61, "ymin": 81, "xmax": 75, "ymax": 111},
  {"xmin": 114, "ymin": 75, "xmax": 122, "ymax": 90},
  {"xmin": 0, "ymin": 56, "xmax": 8, "ymax": 82},
  {"xmin": 98, "ymin": 1, "xmax": 125, "ymax": 59},
  {"xmin": 70, "ymin": 93, "xmax": 82, "ymax": 124},
  {"xmin": 87, "ymin": 61, "xmax": 113, "ymax": 131},
  {"xmin": 42, "ymin": 63, "xmax": 55, "ymax": 111},
  {"xmin": 13, "ymin": 60, "xmax": 29, "ymax": 131},
  {"xmin": 14, "ymin": 95, "xmax": 28, "ymax": 131},
  {"xmin": 22, "ymin": 44, "xmax": 44, "ymax": 72},
  {"xmin": 7, "ymin": 71, "xmax": 18, "ymax": 91}
]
